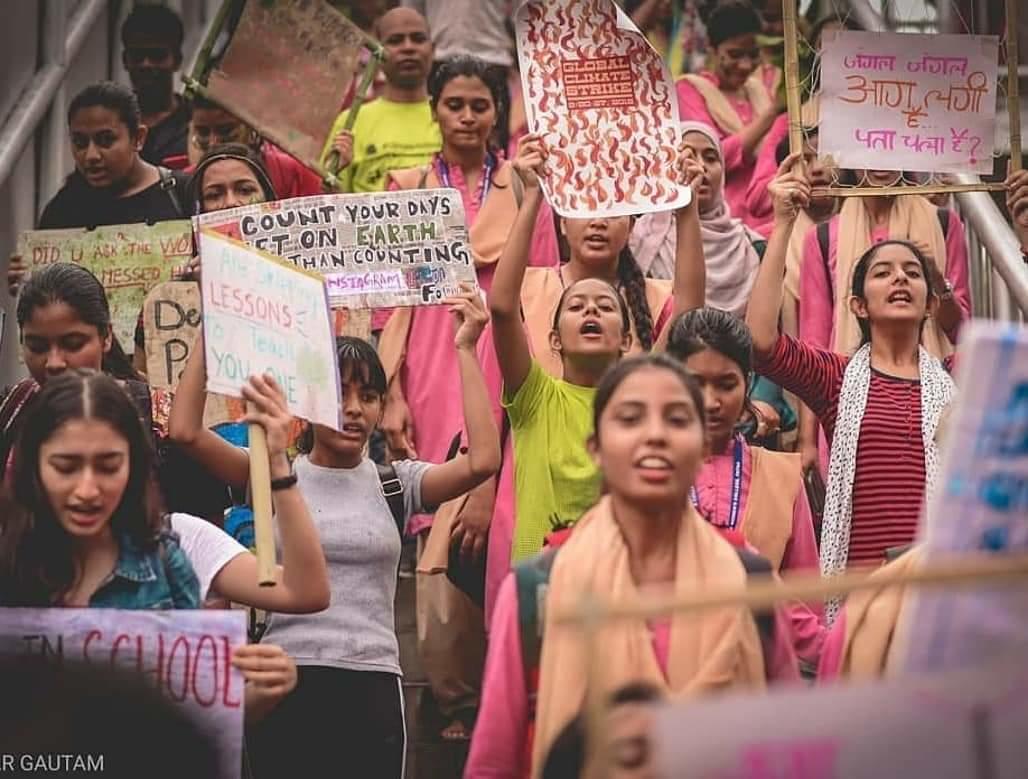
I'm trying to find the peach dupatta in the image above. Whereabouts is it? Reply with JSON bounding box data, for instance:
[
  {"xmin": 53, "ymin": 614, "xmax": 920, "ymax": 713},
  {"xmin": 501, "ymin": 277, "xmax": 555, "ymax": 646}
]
[{"xmin": 531, "ymin": 496, "xmax": 766, "ymax": 776}]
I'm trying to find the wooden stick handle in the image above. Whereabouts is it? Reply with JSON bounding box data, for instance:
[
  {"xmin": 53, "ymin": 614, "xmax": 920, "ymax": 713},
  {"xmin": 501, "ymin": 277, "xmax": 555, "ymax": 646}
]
[
  {"xmin": 782, "ymin": 0, "xmax": 805, "ymax": 172},
  {"xmin": 1006, "ymin": 0, "xmax": 1022, "ymax": 171},
  {"xmin": 556, "ymin": 552, "xmax": 1028, "ymax": 626},
  {"xmin": 248, "ymin": 412, "xmax": 276, "ymax": 587}
]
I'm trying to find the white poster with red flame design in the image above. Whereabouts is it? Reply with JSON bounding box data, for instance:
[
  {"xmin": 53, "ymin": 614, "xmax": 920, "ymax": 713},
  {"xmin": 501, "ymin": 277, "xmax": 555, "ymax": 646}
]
[{"xmin": 515, "ymin": 0, "xmax": 691, "ymax": 218}]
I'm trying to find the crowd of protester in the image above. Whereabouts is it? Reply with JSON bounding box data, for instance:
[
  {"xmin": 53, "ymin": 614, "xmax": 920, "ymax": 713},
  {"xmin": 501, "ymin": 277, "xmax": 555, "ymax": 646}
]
[{"xmin": 2, "ymin": 1, "xmax": 1028, "ymax": 778}]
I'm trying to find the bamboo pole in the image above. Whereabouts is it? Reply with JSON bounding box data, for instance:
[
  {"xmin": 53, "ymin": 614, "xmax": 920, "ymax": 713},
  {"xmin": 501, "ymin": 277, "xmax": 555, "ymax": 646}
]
[
  {"xmin": 782, "ymin": 0, "xmax": 805, "ymax": 168},
  {"xmin": 325, "ymin": 47, "xmax": 385, "ymax": 184},
  {"xmin": 556, "ymin": 552, "xmax": 1028, "ymax": 627},
  {"xmin": 814, "ymin": 182, "xmax": 1009, "ymax": 198},
  {"xmin": 1006, "ymin": 0, "xmax": 1022, "ymax": 171},
  {"xmin": 248, "ymin": 406, "xmax": 276, "ymax": 587}
]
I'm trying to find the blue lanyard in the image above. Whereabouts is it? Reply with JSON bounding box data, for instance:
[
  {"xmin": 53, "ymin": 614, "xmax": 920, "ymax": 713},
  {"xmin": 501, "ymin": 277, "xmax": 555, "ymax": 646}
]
[
  {"xmin": 690, "ymin": 436, "xmax": 745, "ymax": 529},
  {"xmin": 436, "ymin": 153, "xmax": 494, "ymax": 206}
]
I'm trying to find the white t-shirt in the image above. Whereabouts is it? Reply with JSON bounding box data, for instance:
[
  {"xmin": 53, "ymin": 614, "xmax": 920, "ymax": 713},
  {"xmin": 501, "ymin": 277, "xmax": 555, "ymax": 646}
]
[{"xmin": 170, "ymin": 513, "xmax": 248, "ymax": 600}]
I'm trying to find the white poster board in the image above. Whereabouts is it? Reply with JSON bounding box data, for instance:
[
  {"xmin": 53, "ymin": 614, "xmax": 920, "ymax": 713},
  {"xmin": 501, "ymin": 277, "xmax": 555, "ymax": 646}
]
[
  {"xmin": 515, "ymin": 0, "xmax": 691, "ymax": 217},
  {"xmin": 653, "ymin": 666, "xmax": 1028, "ymax": 778},
  {"xmin": 819, "ymin": 31, "xmax": 999, "ymax": 174},
  {"xmin": 193, "ymin": 190, "xmax": 476, "ymax": 309},
  {"xmin": 892, "ymin": 322, "xmax": 1028, "ymax": 673},
  {"xmin": 198, "ymin": 229, "xmax": 342, "ymax": 430},
  {"xmin": 0, "ymin": 608, "xmax": 246, "ymax": 779}
]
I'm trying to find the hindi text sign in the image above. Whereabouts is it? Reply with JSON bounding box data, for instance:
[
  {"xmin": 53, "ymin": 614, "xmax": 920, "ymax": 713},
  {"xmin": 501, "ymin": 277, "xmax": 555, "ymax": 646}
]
[
  {"xmin": 820, "ymin": 31, "xmax": 999, "ymax": 174},
  {"xmin": 17, "ymin": 221, "xmax": 193, "ymax": 350},
  {"xmin": 516, "ymin": 0, "xmax": 691, "ymax": 218},
  {"xmin": 0, "ymin": 608, "xmax": 246, "ymax": 779},
  {"xmin": 193, "ymin": 190, "xmax": 475, "ymax": 309},
  {"xmin": 198, "ymin": 230, "xmax": 341, "ymax": 430}
]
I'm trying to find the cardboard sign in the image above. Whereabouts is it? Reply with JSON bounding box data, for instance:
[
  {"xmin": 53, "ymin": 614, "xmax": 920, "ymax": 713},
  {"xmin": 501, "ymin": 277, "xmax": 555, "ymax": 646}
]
[
  {"xmin": 515, "ymin": 0, "xmax": 691, "ymax": 217},
  {"xmin": 193, "ymin": 190, "xmax": 476, "ymax": 309},
  {"xmin": 17, "ymin": 221, "xmax": 193, "ymax": 350},
  {"xmin": 203, "ymin": 0, "xmax": 369, "ymax": 175},
  {"xmin": 652, "ymin": 665, "xmax": 1028, "ymax": 778},
  {"xmin": 142, "ymin": 281, "xmax": 239, "ymax": 433},
  {"xmin": 198, "ymin": 230, "xmax": 342, "ymax": 430},
  {"xmin": 891, "ymin": 322, "xmax": 1028, "ymax": 673},
  {"xmin": 0, "ymin": 608, "xmax": 246, "ymax": 779},
  {"xmin": 820, "ymin": 31, "xmax": 999, "ymax": 174}
]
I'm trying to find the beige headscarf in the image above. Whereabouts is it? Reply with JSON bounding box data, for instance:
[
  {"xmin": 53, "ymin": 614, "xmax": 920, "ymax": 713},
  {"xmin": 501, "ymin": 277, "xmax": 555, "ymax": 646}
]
[
  {"xmin": 832, "ymin": 194, "xmax": 951, "ymax": 357},
  {"xmin": 531, "ymin": 496, "xmax": 766, "ymax": 777}
]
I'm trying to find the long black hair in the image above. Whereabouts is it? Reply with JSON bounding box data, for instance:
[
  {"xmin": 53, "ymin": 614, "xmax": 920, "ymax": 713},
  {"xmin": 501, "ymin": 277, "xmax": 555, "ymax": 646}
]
[
  {"xmin": 850, "ymin": 239, "xmax": 936, "ymax": 345},
  {"xmin": 17, "ymin": 263, "xmax": 138, "ymax": 381},
  {"xmin": 0, "ymin": 370, "xmax": 164, "ymax": 607}
]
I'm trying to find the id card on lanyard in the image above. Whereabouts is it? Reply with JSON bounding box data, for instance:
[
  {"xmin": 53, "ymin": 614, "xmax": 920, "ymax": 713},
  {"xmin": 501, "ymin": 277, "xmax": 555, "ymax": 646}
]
[
  {"xmin": 436, "ymin": 153, "xmax": 495, "ymax": 207},
  {"xmin": 690, "ymin": 435, "xmax": 744, "ymax": 530}
]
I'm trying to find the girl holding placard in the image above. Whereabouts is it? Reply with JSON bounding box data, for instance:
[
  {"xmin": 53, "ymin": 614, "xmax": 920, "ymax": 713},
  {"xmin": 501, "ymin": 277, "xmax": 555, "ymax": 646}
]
[
  {"xmin": 168, "ymin": 287, "xmax": 500, "ymax": 778},
  {"xmin": 746, "ymin": 154, "xmax": 956, "ymax": 623}
]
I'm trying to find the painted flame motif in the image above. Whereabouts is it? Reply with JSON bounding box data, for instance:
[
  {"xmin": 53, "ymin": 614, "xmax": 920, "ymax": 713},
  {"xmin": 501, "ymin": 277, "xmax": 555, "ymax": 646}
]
[{"xmin": 517, "ymin": 0, "xmax": 685, "ymax": 216}]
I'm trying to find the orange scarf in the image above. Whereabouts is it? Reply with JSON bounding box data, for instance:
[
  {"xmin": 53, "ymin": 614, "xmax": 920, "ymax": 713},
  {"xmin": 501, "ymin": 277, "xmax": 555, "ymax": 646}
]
[
  {"xmin": 833, "ymin": 195, "xmax": 951, "ymax": 357},
  {"xmin": 531, "ymin": 496, "xmax": 766, "ymax": 776}
]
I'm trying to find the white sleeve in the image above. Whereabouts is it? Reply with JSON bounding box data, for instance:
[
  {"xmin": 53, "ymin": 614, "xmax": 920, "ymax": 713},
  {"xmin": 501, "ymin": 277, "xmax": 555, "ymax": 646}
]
[{"xmin": 170, "ymin": 513, "xmax": 248, "ymax": 601}]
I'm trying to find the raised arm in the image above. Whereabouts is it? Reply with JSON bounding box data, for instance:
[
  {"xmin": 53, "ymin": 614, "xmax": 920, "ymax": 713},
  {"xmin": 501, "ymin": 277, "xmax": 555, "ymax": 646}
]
[
  {"xmin": 167, "ymin": 331, "xmax": 250, "ymax": 489},
  {"xmin": 660, "ymin": 146, "xmax": 707, "ymax": 348},
  {"xmin": 489, "ymin": 135, "xmax": 547, "ymax": 396},
  {"xmin": 419, "ymin": 286, "xmax": 502, "ymax": 508},
  {"xmin": 746, "ymin": 152, "xmax": 809, "ymax": 359}
]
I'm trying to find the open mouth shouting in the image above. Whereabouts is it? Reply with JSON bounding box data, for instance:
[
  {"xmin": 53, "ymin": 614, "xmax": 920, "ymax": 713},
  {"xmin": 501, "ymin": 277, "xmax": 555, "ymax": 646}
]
[
  {"xmin": 634, "ymin": 454, "xmax": 673, "ymax": 483},
  {"xmin": 887, "ymin": 289, "xmax": 913, "ymax": 305}
]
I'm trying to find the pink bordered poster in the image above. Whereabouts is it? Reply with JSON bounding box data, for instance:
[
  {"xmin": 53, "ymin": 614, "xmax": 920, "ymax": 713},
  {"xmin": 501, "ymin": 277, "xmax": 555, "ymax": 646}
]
[{"xmin": 515, "ymin": 0, "xmax": 691, "ymax": 218}]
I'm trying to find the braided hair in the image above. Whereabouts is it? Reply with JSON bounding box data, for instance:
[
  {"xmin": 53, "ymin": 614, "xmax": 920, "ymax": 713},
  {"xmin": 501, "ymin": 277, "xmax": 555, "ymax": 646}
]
[{"xmin": 615, "ymin": 247, "xmax": 656, "ymax": 351}]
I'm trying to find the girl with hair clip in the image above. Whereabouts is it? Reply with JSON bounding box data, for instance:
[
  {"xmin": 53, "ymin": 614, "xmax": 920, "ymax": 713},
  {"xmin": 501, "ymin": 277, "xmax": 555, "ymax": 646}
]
[
  {"xmin": 0, "ymin": 369, "xmax": 198, "ymax": 609},
  {"xmin": 676, "ymin": 0, "xmax": 783, "ymax": 226},
  {"xmin": 168, "ymin": 288, "xmax": 500, "ymax": 778},
  {"xmin": 747, "ymin": 154, "xmax": 957, "ymax": 625}
]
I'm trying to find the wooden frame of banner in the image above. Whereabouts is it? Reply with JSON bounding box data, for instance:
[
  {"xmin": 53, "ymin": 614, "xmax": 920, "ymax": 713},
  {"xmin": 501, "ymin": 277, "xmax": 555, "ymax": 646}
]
[
  {"xmin": 783, "ymin": 0, "xmax": 1022, "ymax": 198},
  {"xmin": 567, "ymin": 551, "xmax": 1028, "ymax": 778},
  {"xmin": 182, "ymin": 0, "xmax": 383, "ymax": 191}
]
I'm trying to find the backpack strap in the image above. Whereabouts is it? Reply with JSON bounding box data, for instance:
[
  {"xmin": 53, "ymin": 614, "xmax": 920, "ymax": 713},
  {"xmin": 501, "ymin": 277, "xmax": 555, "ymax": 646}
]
[
  {"xmin": 377, "ymin": 462, "xmax": 406, "ymax": 537},
  {"xmin": 158, "ymin": 166, "xmax": 185, "ymax": 218},
  {"xmin": 731, "ymin": 546, "xmax": 776, "ymax": 644},
  {"xmin": 515, "ymin": 547, "xmax": 561, "ymax": 713}
]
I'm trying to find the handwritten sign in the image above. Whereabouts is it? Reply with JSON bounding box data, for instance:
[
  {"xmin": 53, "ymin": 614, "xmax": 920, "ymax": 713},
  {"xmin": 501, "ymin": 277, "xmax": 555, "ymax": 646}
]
[
  {"xmin": 892, "ymin": 322, "xmax": 1028, "ymax": 674},
  {"xmin": 193, "ymin": 190, "xmax": 475, "ymax": 309},
  {"xmin": 142, "ymin": 281, "xmax": 238, "ymax": 433},
  {"xmin": 820, "ymin": 31, "xmax": 998, "ymax": 174},
  {"xmin": 202, "ymin": 0, "xmax": 370, "ymax": 175},
  {"xmin": 198, "ymin": 230, "xmax": 341, "ymax": 430},
  {"xmin": 652, "ymin": 664, "xmax": 1028, "ymax": 778},
  {"xmin": 516, "ymin": 0, "xmax": 691, "ymax": 217},
  {"xmin": 0, "ymin": 608, "xmax": 246, "ymax": 779},
  {"xmin": 17, "ymin": 221, "xmax": 193, "ymax": 350}
]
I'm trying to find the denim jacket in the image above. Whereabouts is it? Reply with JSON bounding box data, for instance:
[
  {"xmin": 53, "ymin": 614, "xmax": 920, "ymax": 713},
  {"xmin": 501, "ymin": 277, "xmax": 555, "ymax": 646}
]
[{"xmin": 89, "ymin": 530, "xmax": 200, "ymax": 610}]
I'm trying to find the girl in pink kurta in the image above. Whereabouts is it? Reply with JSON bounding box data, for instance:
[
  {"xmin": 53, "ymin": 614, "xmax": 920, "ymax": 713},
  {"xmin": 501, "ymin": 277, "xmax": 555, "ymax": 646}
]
[{"xmin": 676, "ymin": 1, "xmax": 782, "ymax": 227}]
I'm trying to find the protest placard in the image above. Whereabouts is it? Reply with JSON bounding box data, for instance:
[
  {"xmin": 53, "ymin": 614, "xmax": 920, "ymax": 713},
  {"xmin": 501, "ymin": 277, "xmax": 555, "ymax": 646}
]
[
  {"xmin": 193, "ymin": 190, "xmax": 476, "ymax": 309},
  {"xmin": 142, "ymin": 281, "xmax": 238, "ymax": 433},
  {"xmin": 515, "ymin": 0, "xmax": 691, "ymax": 218},
  {"xmin": 0, "ymin": 608, "xmax": 246, "ymax": 779},
  {"xmin": 197, "ymin": 0, "xmax": 376, "ymax": 177},
  {"xmin": 17, "ymin": 221, "xmax": 193, "ymax": 351},
  {"xmin": 651, "ymin": 664, "xmax": 1028, "ymax": 778},
  {"xmin": 198, "ymin": 230, "xmax": 341, "ymax": 431},
  {"xmin": 890, "ymin": 322, "xmax": 1028, "ymax": 674},
  {"xmin": 819, "ymin": 31, "xmax": 999, "ymax": 174}
]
